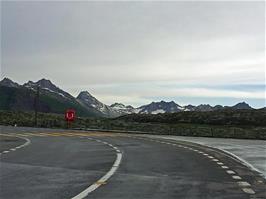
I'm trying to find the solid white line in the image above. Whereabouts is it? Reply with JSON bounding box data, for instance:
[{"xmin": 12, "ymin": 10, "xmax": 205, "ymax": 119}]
[{"xmin": 71, "ymin": 142, "xmax": 122, "ymax": 199}]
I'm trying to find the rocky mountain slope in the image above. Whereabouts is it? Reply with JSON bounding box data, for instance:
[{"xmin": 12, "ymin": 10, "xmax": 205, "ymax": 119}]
[{"xmin": 0, "ymin": 77, "xmax": 257, "ymax": 117}]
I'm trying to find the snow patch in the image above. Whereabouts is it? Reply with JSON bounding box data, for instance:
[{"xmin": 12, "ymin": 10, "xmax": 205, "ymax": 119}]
[{"xmin": 151, "ymin": 109, "xmax": 165, "ymax": 114}]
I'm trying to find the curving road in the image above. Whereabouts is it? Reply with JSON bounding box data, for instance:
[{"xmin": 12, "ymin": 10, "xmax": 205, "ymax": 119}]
[{"xmin": 0, "ymin": 126, "xmax": 265, "ymax": 199}]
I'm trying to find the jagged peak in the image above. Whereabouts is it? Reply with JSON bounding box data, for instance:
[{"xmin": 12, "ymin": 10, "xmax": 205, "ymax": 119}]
[
  {"xmin": 0, "ymin": 77, "xmax": 20, "ymax": 88},
  {"xmin": 111, "ymin": 102, "xmax": 125, "ymax": 107},
  {"xmin": 78, "ymin": 91, "xmax": 94, "ymax": 97}
]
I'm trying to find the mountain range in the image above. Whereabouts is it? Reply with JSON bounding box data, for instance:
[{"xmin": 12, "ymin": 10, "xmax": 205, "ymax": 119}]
[{"xmin": 0, "ymin": 77, "xmax": 255, "ymax": 117}]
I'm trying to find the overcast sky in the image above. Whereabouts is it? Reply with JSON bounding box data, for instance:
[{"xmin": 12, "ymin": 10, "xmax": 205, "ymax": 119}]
[{"xmin": 1, "ymin": 1, "xmax": 265, "ymax": 108}]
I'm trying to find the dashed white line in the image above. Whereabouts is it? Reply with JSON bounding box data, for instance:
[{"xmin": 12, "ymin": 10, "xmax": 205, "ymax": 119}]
[
  {"xmin": 237, "ymin": 181, "xmax": 251, "ymax": 187},
  {"xmin": 232, "ymin": 175, "xmax": 242, "ymax": 180},
  {"xmin": 242, "ymin": 188, "xmax": 255, "ymax": 194},
  {"xmin": 0, "ymin": 134, "xmax": 31, "ymax": 156},
  {"xmin": 226, "ymin": 170, "xmax": 236, "ymax": 175},
  {"xmin": 221, "ymin": 166, "xmax": 229, "ymax": 169}
]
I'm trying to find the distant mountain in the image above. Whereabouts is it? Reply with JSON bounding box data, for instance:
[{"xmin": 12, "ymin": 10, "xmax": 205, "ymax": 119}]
[
  {"xmin": 135, "ymin": 101, "xmax": 184, "ymax": 114},
  {"xmin": 0, "ymin": 77, "xmax": 258, "ymax": 118},
  {"xmin": 194, "ymin": 104, "xmax": 213, "ymax": 112},
  {"xmin": 77, "ymin": 91, "xmax": 120, "ymax": 117},
  {"xmin": 231, "ymin": 102, "xmax": 252, "ymax": 110},
  {"xmin": 183, "ymin": 104, "xmax": 196, "ymax": 111},
  {"xmin": 0, "ymin": 78, "xmax": 20, "ymax": 88},
  {"xmin": 0, "ymin": 78, "xmax": 100, "ymax": 117},
  {"xmin": 23, "ymin": 78, "xmax": 73, "ymax": 99},
  {"xmin": 128, "ymin": 101, "xmax": 255, "ymax": 115},
  {"xmin": 110, "ymin": 103, "xmax": 136, "ymax": 115}
]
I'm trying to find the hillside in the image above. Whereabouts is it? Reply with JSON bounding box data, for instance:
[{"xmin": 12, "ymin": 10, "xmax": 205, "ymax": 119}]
[
  {"xmin": 117, "ymin": 109, "xmax": 266, "ymax": 126},
  {"xmin": 0, "ymin": 85, "xmax": 100, "ymax": 117}
]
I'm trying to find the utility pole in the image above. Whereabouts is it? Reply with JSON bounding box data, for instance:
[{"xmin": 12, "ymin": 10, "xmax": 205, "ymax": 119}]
[{"xmin": 34, "ymin": 86, "xmax": 40, "ymax": 127}]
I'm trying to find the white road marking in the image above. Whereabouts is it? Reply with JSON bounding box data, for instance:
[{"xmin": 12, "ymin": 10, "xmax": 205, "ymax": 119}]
[
  {"xmin": 242, "ymin": 188, "xmax": 255, "ymax": 194},
  {"xmin": 71, "ymin": 139, "xmax": 122, "ymax": 199},
  {"xmin": 232, "ymin": 175, "xmax": 242, "ymax": 180},
  {"xmin": 135, "ymin": 135, "xmax": 259, "ymax": 197},
  {"xmin": 226, "ymin": 170, "xmax": 236, "ymax": 175},
  {"xmin": 0, "ymin": 133, "xmax": 31, "ymax": 155},
  {"xmin": 237, "ymin": 181, "xmax": 251, "ymax": 187},
  {"xmin": 221, "ymin": 166, "xmax": 229, "ymax": 169}
]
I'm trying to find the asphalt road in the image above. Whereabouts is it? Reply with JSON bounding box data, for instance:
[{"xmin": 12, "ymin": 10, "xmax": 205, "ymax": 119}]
[{"xmin": 0, "ymin": 126, "xmax": 265, "ymax": 199}]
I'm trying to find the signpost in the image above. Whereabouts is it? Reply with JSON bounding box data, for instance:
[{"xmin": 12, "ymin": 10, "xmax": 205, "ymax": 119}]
[{"xmin": 65, "ymin": 109, "xmax": 76, "ymax": 128}]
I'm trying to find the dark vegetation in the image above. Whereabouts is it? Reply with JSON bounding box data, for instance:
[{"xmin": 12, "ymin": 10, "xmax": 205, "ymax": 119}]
[
  {"xmin": 118, "ymin": 109, "xmax": 266, "ymax": 126},
  {"xmin": 0, "ymin": 109, "xmax": 265, "ymax": 139}
]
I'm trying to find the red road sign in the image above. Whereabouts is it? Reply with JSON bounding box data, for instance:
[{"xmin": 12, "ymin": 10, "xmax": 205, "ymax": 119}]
[{"xmin": 65, "ymin": 109, "xmax": 76, "ymax": 122}]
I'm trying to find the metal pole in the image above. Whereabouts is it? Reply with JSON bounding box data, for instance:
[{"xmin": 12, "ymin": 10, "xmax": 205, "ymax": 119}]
[{"xmin": 34, "ymin": 86, "xmax": 40, "ymax": 127}]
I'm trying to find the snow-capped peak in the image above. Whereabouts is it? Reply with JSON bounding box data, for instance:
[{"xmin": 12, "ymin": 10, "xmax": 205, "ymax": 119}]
[{"xmin": 23, "ymin": 78, "xmax": 71, "ymax": 99}]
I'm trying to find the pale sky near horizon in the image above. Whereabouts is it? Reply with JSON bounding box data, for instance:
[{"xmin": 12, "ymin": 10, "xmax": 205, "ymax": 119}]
[{"xmin": 1, "ymin": 1, "xmax": 265, "ymax": 108}]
